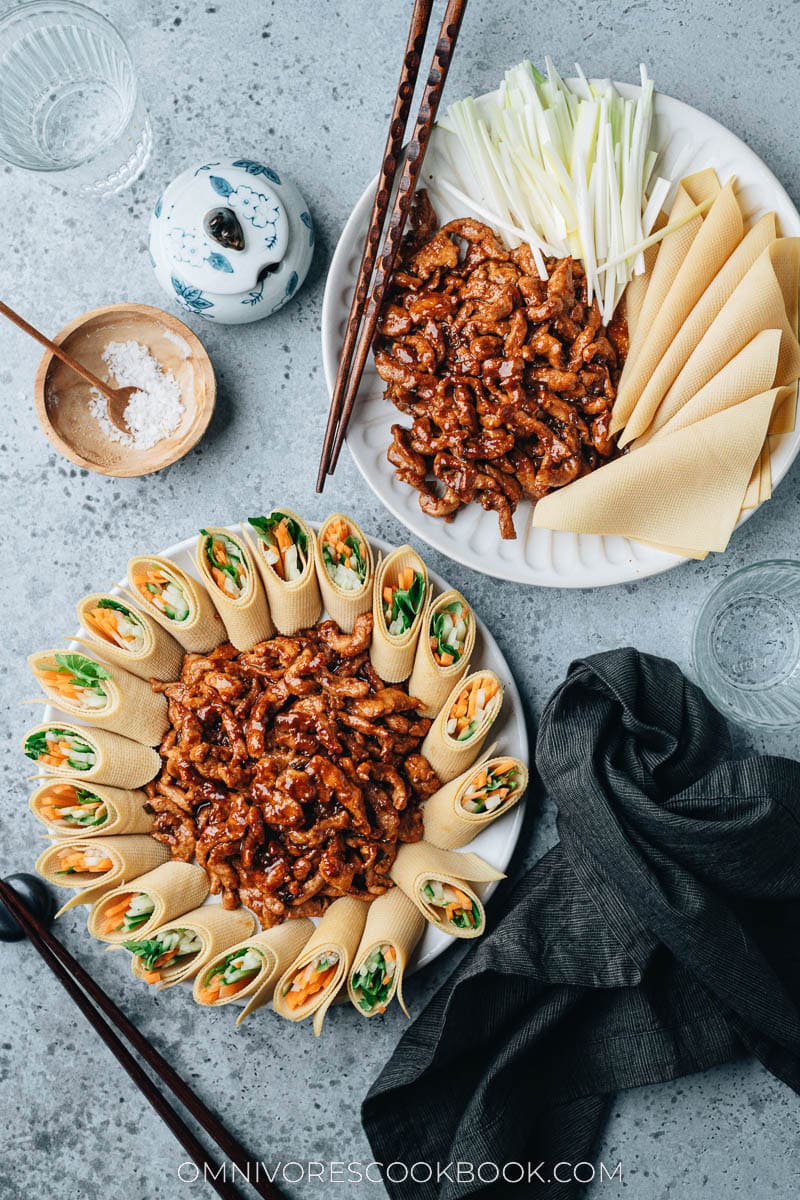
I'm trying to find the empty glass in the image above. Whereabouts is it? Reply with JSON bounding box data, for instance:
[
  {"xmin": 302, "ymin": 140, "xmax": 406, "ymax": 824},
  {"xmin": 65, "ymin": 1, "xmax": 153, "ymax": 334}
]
[
  {"xmin": 692, "ymin": 560, "xmax": 800, "ymax": 728},
  {"xmin": 0, "ymin": 0, "xmax": 151, "ymax": 196}
]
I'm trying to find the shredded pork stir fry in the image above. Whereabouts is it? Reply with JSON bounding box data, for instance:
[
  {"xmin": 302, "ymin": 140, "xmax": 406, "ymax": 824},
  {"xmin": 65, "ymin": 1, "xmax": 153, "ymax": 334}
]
[
  {"xmin": 376, "ymin": 194, "xmax": 629, "ymax": 538},
  {"xmin": 146, "ymin": 615, "xmax": 440, "ymax": 927}
]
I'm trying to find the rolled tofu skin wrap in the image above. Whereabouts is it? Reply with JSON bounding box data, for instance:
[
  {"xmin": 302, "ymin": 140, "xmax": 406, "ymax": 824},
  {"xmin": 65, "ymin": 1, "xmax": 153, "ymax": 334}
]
[
  {"xmin": 127, "ymin": 905, "xmax": 255, "ymax": 989},
  {"xmin": 422, "ymin": 752, "xmax": 528, "ymax": 849},
  {"xmin": 273, "ymin": 895, "xmax": 367, "ymax": 1033},
  {"xmin": 88, "ymin": 861, "xmax": 209, "ymax": 944},
  {"xmin": 128, "ymin": 555, "xmax": 222, "ymax": 653},
  {"xmin": 421, "ymin": 670, "xmax": 504, "ymax": 782},
  {"xmin": 96, "ymin": 889, "xmax": 157, "ymax": 937},
  {"xmin": 196, "ymin": 527, "xmax": 274, "ymax": 649},
  {"xmin": 132, "ymin": 559, "xmax": 191, "ymax": 622},
  {"xmin": 49, "ymin": 843, "xmax": 116, "ymax": 883},
  {"xmin": 245, "ymin": 510, "xmax": 321, "ymax": 634},
  {"xmin": 194, "ymin": 920, "xmax": 315, "ymax": 1024},
  {"xmin": 429, "ymin": 596, "xmax": 471, "ymax": 669},
  {"xmin": 30, "ymin": 651, "xmax": 112, "ymax": 714},
  {"xmin": 371, "ymin": 546, "xmax": 429, "ymax": 683},
  {"xmin": 81, "ymin": 598, "xmax": 147, "ymax": 654},
  {"xmin": 22, "ymin": 722, "xmax": 161, "ymax": 788},
  {"xmin": 197, "ymin": 944, "xmax": 266, "ymax": 1002},
  {"xmin": 35, "ymin": 833, "xmax": 170, "ymax": 915},
  {"xmin": 30, "ymin": 779, "xmax": 152, "ymax": 837},
  {"xmin": 316, "ymin": 515, "xmax": 374, "ymax": 632},
  {"xmin": 248, "ymin": 512, "xmax": 310, "ymax": 585},
  {"xmin": 28, "ymin": 650, "xmax": 168, "ymax": 745},
  {"xmin": 77, "ymin": 594, "xmax": 183, "ymax": 683},
  {"xmin": 348, "ymin": 873, "xmax": 424, "ymax": 1018},
  {"xmin": 390, "ymin": 842, "xmax": 504, "ymax": 940},
  {"xmin": 381, "ymin": 564, "xmax": 426, "ymax": 640},
  {"xmin": 408, "ymin": 589, "xmax": 475, "ymax": 718},
  {"xmin": 462, "ymin": 758, "xmax": 526, "ymax": 815},
  {"xmin": 279, "ymin": 947, "xmax": 341, "ymax": 1015}
]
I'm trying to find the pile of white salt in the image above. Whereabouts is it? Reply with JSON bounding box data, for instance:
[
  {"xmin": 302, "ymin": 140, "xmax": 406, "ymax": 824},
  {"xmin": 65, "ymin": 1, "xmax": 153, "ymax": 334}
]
[{"xmin": 89, "ymin": 339, "xmax": 185, "ymax": 450}]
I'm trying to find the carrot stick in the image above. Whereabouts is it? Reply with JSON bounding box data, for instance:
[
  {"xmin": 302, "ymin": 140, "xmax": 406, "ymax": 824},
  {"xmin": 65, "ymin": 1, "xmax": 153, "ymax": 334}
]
[
  {"xmin": 102, "ymin": 895, "xmax": 134, "ymax": 921},
  {"xmin": 275, "ymin": 520, "xmax": 293, "ymax": 553},
  {"xmin": 218, "ymin": 977, "xmax": 252, "ymax": 999}
]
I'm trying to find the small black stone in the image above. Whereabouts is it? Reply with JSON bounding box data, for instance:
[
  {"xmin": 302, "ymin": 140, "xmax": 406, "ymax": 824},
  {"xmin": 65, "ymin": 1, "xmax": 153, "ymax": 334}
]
[{"xmin": 0, "ymin": 874, "xmax": 56, "ymax": 942}]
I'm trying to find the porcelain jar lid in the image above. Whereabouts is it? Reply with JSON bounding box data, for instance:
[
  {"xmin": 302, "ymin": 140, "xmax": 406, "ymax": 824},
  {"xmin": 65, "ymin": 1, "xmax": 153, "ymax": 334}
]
[{"xmin": 149, "ymin": 157, "xmax": 314, "ymax": 323}]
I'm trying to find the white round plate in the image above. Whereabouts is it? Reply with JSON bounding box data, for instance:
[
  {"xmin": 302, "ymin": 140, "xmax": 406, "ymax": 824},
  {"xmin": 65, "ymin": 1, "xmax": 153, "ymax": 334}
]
[
  {"xmin": 42, "ymin": 523, "xmax": 528, "ymax": 981},
  {"xmin": 321, "ymin": 84, "xmax": 800, "ymax": 587}
]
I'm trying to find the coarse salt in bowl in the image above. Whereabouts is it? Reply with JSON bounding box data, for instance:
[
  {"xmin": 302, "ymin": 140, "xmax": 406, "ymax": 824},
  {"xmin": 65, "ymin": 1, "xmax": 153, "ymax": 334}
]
[{"xmin": 34, "ymin": 303, "xmax": 216, "ymax": 477}]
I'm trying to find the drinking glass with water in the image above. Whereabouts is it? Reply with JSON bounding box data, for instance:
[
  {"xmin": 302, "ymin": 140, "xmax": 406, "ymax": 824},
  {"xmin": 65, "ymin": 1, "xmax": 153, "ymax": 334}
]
[{"xmin": 0, "ymin": 0, "xmax": 151, "ymax": 197}]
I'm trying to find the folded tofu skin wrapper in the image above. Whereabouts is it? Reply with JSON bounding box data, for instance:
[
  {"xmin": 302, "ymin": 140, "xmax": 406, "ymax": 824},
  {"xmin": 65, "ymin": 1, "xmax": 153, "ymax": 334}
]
[
  {"xmin": 129, "ymin": 904, "xmax": 256, "ymax": 991},
  {"xmin": 535, "ymin": 390, "xmax": 779, "ymax": 556},
  {"xmin": 35, "ymin": 834, "xmax": 170, "ymax": 917},
  {"xmin": 389, "ymin": 841, "xmax": 505, "ymax": 940},
  {"xmin": 27, "ymin": 649, "xmax": 168, "ymax": 746},
  {"xmin": 127, "ymin": 555, "xmax": 224, "ymax": 653},
  {"xmin": 614, "ymin": 168, "xmax": 722, "ymax": 414},
  {"xmin": 533, "ymin": 170, "xmax": 800, "ymax": 557},
  {"xmin": 614, "ymin": 175, "xmax": 743, "ymax": 440},
  {"xmin": 76, "ymin": 592, "xmax": 183, "ymax": 682},
  {"xmin": 87, "ymin": 861, "xmax": 210, "ymax": 944},
  {"xmin": 193, "ymin": 920, "xmax": 315, "ymax": 1026},
  {"xmin": 272, "ymin": 896, "xmax": 368, "ymax": 1035},
  {"xmin": 618, "ymin": 214, "xmax": 780, "ymax": 442},
  {"xmin": 348, "ymin": 887, "xmax": 425, "ymax": 1018},
  {"xmin": 195, "ymin": 526, "xmax": 275, "ymax": 651}
]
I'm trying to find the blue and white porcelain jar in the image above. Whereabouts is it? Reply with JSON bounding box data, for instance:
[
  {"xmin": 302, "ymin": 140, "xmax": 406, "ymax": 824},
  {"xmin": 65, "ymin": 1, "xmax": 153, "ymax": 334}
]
[{"xmin": 149, "ymin": 157, "xmax": 314, "ymax": 324}]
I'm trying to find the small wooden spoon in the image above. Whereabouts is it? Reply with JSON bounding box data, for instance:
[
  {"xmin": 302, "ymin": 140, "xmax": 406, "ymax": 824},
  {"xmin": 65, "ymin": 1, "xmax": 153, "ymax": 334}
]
[{"xmin": 0, "ymin": 299, "xmax": 135, "ymax": 435}]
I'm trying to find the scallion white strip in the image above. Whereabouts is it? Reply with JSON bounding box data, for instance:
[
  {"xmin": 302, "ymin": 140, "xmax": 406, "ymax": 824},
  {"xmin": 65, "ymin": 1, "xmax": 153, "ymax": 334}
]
[{"xmin": 427, "ymin": 59, "xmax": 678, "ymax": 321}]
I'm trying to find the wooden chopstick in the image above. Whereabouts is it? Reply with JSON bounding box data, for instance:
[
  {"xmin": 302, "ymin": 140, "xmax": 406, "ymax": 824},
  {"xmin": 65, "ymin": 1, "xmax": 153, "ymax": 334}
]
[
  {"xmin": 315, "ymin": 0, "xmax": 434, "ymax": 492},
  {"xmin": 317, "ymin": 0, "xmax": 469, "ymax": 487},
  {"xmin": 0, "ymin": 879, "xmax": 285, "ymax": 1200}
]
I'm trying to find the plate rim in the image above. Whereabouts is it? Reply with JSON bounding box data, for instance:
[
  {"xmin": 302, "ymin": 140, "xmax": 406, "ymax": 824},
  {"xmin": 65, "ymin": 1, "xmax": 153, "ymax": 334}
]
[
  {"xmin": 40, "ymin": 521, "xmax": 529, "ymax": 979},
  {"xmin": 321, "ymin": 82, "xmax": 800, "ymax": 588}
]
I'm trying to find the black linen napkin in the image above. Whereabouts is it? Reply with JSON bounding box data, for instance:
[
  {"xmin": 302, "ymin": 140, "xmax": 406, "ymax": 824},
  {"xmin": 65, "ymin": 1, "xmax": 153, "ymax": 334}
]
[{"xmin": 362, "ymin": 649, "xmax": 800, "ymax": 1198}]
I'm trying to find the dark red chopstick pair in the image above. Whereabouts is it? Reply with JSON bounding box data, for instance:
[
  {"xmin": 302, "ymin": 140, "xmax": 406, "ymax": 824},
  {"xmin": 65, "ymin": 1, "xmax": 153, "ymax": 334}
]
[
  {"xmin": 0, "ymin": 879, "xmax": 285, "ymax": 1200},
  {"xmin": 316, "ymin": 0, "xmax": 469, "ymax": 490}
]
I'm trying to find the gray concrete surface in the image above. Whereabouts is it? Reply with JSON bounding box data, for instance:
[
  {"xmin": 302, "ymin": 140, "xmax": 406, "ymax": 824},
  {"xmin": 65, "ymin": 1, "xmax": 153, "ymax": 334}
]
[{"xmin": 1, "ymin": 0, "xmax": 799, "ymax": 1196}]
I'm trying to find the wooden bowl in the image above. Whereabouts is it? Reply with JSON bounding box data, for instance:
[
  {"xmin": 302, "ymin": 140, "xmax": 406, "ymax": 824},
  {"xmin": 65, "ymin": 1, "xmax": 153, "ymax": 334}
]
[{"xmin": 34, "ymin": 303, "xmax": 216, "ymax": 477}]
